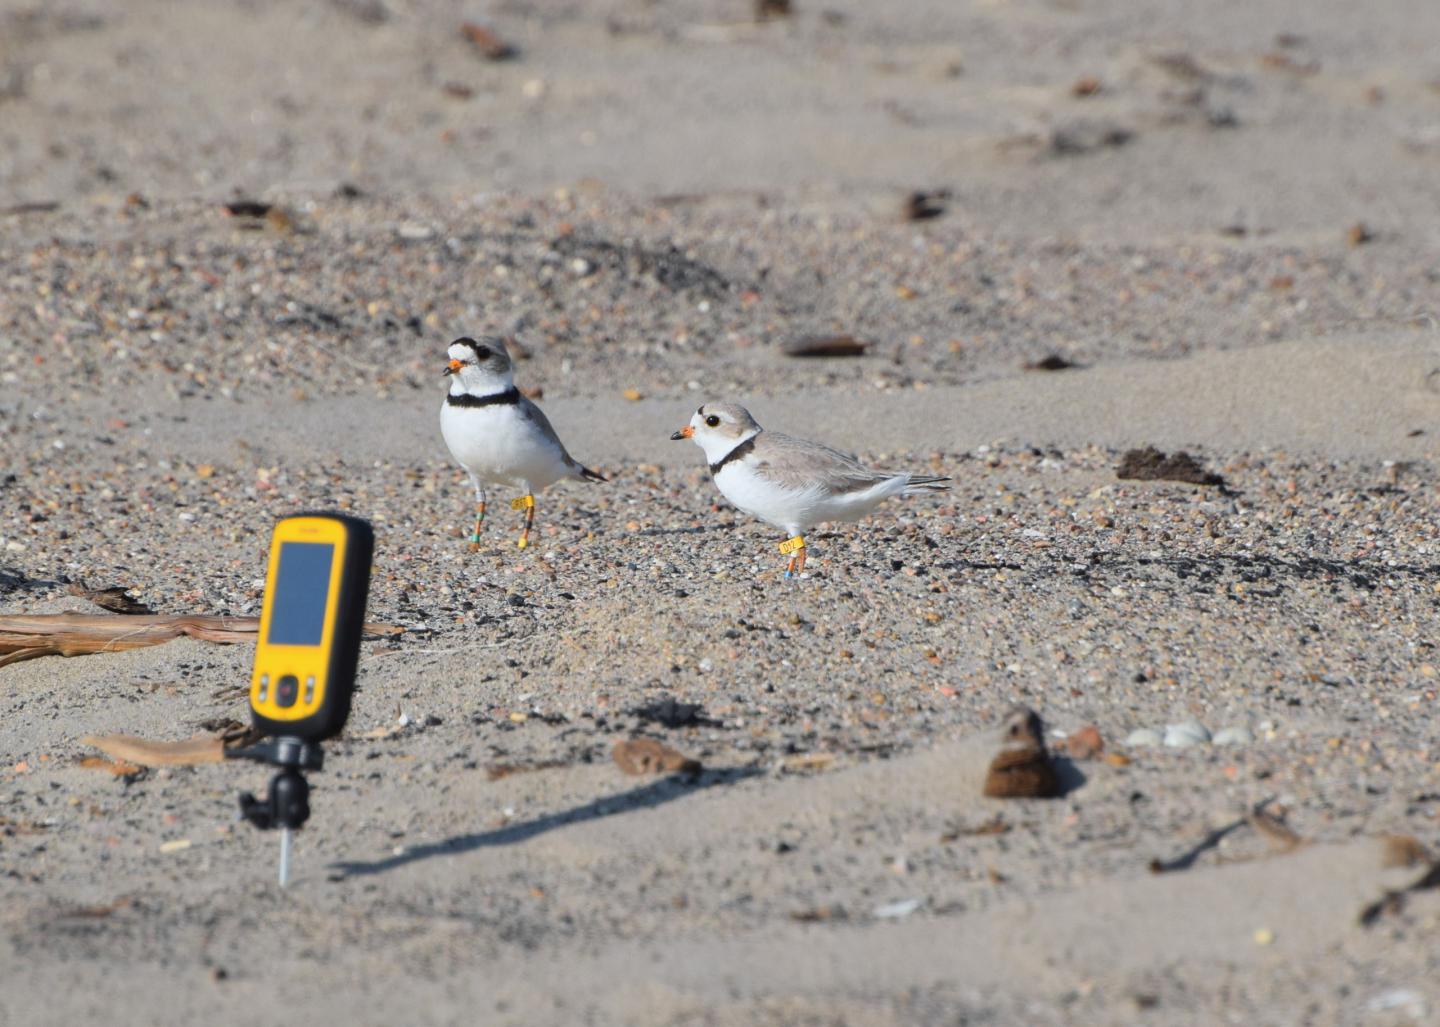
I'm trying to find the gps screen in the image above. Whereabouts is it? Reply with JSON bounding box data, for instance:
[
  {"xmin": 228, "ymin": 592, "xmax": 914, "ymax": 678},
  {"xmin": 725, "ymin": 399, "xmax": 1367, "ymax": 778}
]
[{"xmin": 266, "ymin": 542, "xmax": 335, "ymax": 646}]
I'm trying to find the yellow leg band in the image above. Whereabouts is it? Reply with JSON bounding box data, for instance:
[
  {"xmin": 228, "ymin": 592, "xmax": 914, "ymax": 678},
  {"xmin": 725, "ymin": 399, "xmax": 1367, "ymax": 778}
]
[
  {"xmin": 514, "ymin": 494, "xmax": 536, "ymax": 548},
  {"xmin": 778, "ymin": 535, "xmax": 806, "ymax": 555}
]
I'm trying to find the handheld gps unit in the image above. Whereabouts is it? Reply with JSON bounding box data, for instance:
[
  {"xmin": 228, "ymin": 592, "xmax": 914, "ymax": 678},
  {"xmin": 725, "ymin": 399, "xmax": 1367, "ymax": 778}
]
[
  {"xmin": 250, "ymin": 513, "xmax": 373, "ymax": 741},
  {"xmin": 230, "ymin": 512, "xmax": 374, "ymax": 886}
]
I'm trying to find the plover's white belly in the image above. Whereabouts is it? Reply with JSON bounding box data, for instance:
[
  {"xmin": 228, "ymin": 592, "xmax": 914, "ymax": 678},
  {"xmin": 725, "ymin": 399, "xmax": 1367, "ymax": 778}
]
[
  {"xmin": 714, "ymin": 464, "xmax": 909, "ymax": 532},
  {"xmin": 440, "ymin": 403, "xmax": 572, "ymax": 490}
]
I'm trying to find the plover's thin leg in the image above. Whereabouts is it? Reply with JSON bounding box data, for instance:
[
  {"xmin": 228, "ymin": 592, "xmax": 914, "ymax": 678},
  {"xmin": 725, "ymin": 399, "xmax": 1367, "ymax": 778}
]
[
  {"xmin": 468, "ymin": 478, "xmax": 487, "ymax": 551},
  {"xmin": 512, "ymin": 494, "xmax": 536, "ymax": 549},
  {"xmin": 780, "ymin": 535, "xmax": 806, "ymax": 578}
]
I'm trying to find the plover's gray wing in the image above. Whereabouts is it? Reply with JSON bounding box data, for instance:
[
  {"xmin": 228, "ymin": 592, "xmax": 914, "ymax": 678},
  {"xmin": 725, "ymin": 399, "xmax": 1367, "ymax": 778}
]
[
  {"xmin": 747, "ymin": 432, "xmax": 915, "ymax": 494},
  {"xmin": 519, "ymin": 396, "xmax": 607, "ymax": 482}
]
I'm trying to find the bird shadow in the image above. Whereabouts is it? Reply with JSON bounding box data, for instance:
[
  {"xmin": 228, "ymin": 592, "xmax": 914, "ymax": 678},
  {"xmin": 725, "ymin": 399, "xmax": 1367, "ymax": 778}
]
[
  {"xmin": 1053, "ymin": 756, "xmax": 1087, "ymax": 797},
  {"xmin": 1122, "ymin": 551, "xmax": 1438, "ymax": 590},
  {"xmin": 940, "ymin": 549, "xmax": 1440, "ymax": 592},
  {"xmin": 1148, "ymin": 818, "xmax": 1249, "ymax": 873},
  {"xmin": 328, "ymin": 766, "xmax": 763, "ymax": 879}
]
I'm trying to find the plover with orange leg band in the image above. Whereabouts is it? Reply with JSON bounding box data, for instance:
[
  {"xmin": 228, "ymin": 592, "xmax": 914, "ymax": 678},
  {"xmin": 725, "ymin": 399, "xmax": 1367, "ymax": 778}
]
[
  {"xmin": 440, "ymin": 336, "xmax": 606, "ymax": 551},
  {"xmin": 670, "ymin": 402, "xmax": 949, "ymax": 578}
]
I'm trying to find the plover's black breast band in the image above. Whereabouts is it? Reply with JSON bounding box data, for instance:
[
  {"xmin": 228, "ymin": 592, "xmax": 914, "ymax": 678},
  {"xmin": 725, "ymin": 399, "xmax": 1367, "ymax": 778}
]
[
  {"xmin": 446, "ymin": 387, "xmax": 522, "ymax": 408},
  {"xmin": 709, "ymin": 435, "xmax": 758, "ymax": 476}
]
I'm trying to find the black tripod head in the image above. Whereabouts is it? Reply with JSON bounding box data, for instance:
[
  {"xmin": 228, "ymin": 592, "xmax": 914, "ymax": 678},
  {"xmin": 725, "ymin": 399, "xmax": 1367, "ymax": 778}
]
[{"xmin": 230, "ymin": 736, "xmax": 325, "ymax": 832}]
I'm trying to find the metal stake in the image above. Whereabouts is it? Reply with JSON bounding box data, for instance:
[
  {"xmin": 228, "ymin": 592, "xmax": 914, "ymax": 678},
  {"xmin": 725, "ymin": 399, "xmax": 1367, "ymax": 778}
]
[{"xmin": 279, "ymin": 828, "xmax": 293, "ymax": 888}]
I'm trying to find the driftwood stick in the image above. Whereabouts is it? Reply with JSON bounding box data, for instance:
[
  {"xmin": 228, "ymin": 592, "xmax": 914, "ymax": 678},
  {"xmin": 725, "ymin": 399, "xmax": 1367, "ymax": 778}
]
[
  {"xmin": 82, "ymin": 733, "xmax": 229, "ymax": 766},
  {"xmin": 0, "ymin": 613, "xmax": 401, "ymax": 668}
]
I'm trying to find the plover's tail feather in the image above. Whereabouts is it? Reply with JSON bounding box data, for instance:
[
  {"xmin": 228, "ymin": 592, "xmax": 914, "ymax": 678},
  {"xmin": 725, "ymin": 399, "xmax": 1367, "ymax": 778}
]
[
  {"xmin": 576, "ymin": 463, "xmax": 609, "ymax": 483},
  {"xmin": 902, "ymin": 474, "xmax": 950, "ymax": 494}
]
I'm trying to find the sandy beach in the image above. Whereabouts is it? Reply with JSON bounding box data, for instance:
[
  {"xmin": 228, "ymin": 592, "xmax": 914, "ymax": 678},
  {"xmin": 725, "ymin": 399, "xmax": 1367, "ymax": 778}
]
[{"xmin": 3, "ymin": 1, "xmax": 1440, "ymax": 1024}]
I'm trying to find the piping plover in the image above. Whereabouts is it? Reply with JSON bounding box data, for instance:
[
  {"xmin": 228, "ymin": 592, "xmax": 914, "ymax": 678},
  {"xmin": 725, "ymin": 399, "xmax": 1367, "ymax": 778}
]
[
  {"xmin": 670, "ymin": 402, "xmax": 949, "ymax": 577},
  {"xmin": 440, "ymin": 336, "xmax": 605, "ymax": 550}
]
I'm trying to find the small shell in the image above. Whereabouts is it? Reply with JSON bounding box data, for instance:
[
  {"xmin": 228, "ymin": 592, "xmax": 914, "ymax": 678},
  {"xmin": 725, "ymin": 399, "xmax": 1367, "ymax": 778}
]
[
  {"xmin": 1124, "ymin": 728, "xmax": 1164, "ymax": 747},
  {"xmin": 1163, "ymin": 718, "xmax": 1211, "ymax": 747},
  {"xmin": 873, "ymin": 898, "xmax": 923, "ymax": 920},
  {"xmin": 1212, "ymin": 726, "xmax": 1255, "ymax": 746}
]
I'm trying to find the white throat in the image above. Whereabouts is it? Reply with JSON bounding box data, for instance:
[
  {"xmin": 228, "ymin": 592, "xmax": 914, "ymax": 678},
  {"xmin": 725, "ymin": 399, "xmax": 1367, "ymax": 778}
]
[{"xmin": 450, "ymin": 365, "xmax": 514, "ymax": 397}]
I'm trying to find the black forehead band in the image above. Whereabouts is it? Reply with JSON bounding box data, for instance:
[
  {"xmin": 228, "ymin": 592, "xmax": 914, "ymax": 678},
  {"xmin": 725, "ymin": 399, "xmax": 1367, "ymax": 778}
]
[{"xmin": 453, "ymin": 337, "xmax": 501, "ymax": 360}]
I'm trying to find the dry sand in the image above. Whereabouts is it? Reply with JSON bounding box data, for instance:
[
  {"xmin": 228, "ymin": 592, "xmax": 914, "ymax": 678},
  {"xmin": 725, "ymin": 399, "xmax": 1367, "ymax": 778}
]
[{"xmin": 3, "ymin": 1, "xmax": 1440, "ymax": 1024}]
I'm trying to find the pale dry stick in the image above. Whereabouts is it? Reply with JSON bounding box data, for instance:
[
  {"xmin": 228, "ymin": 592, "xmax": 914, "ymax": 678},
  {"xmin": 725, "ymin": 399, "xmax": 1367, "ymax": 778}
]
[
  {"xmin": 97, "ymin": 621, "xmax": 195, "ymax": 654},
  {"xmin": 0, "ymin": 613, "xmax": 400, "ymax": 668},
  {"xmin": 83, "ymin": 733, "xmax": 229, "ymax": 766}
]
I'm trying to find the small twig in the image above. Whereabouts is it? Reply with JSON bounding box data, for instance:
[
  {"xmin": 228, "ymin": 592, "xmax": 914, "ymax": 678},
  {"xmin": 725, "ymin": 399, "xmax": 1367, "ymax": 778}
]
[
  {"xmin": 67, "ymin": 581, "xmax": 154, "ymax": 615},
  {"xmin": 1359, "ymin": 860, "xmax": 1440, "ymax": 927},
  {"xmin": 1247, "ymin": 803, "xmax": 1303, "ymax": 853},
  {"xmin": 486, "ymin": 759, "xmax": 571, "ymax": 781},
  {"xmin": 0, "ymin": 201, "xmax": 60, "ymax": 217}
]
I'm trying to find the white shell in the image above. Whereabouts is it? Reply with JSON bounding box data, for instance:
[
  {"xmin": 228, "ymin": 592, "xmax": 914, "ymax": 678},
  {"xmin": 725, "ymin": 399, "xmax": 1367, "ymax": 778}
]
[
  {"xmin": 1212, "ymin": 726, "xmax": 1255, "ymax": 746},
  {"xmin": 1163, "ymin": 718, "xmax": 1212, "ymax": 747},
  {"xmin": 1124, "ymin": 728, "xmax": 1164, "ymax": 747},
  {"xmin": 873, "ymin": 897, "xmax": 924, "ymax": 920}
]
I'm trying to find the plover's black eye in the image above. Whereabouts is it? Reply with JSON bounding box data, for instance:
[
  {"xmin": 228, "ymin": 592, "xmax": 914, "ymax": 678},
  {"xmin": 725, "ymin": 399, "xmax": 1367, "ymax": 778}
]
[
  {"xmin": 705, "ymin": 415, "xmax": 720, "ymax": 428},
  {"xmin": 472, "ymin": 348, "xmax": 489, "ymax": 359}
]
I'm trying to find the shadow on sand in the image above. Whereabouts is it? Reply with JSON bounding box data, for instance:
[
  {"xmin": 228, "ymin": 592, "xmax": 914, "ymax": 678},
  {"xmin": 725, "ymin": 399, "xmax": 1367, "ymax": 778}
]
[
  {"xmin": 329, "ymin": 766, "xmax": 763, "ymax": 879},
  {"xmin": 941, "ymin": 550, "xmax": 1440, "ymax": 592}
]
